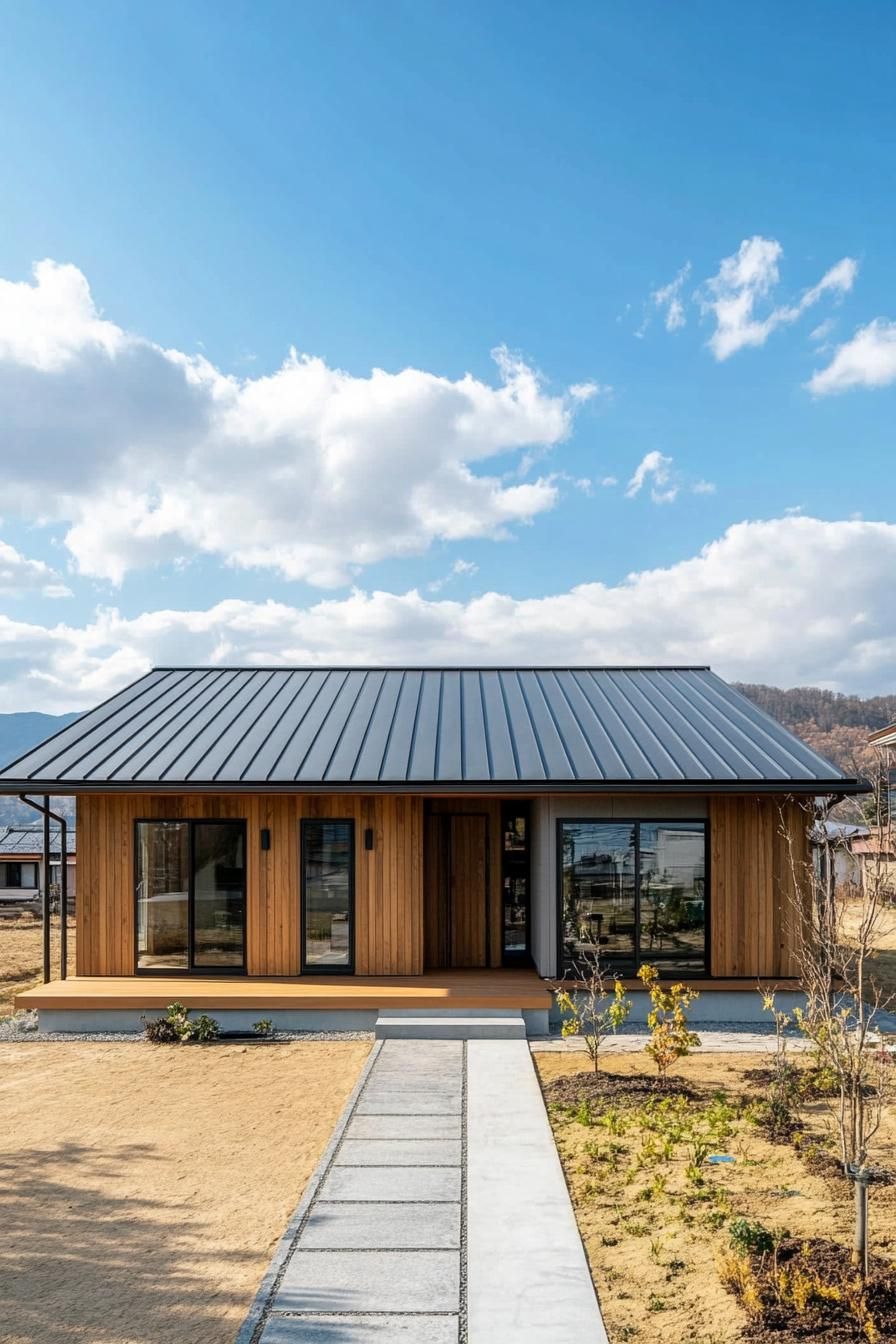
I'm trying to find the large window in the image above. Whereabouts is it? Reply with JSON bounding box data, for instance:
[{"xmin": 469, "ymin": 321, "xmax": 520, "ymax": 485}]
[
  {"xmin": 302, "ymin": 819, "xmax": 354, "ymax": 972},
  {"xmin": 136, "ymin": 820, "xmax": 246, "ymax": 972},
  {"xmin": 558, "ymin": 820, "xmax": 706, "ymax": 977}
]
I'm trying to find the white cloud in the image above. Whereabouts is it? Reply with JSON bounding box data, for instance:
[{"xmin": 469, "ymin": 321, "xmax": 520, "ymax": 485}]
[
  {"xmin": 0, "ymin": 261, "xmax": 596, "ymax": 587},
  {"xmin": 0, "ymin": 539, "xmax": 71, "ymax": 598},
  {"xmin": 625, "ymin": 451, "xmax": 678, "ymax": 504},
  {"xmin": 698, "ymin": 237, "xmax": 857, "ymax": 361},
  {"xmin": 807, "ymin": 318, "xmax": 896, "ymax": 395},
  {"xmin": 3, "ymin": 516, "xmax": 896, "ymax": 712},
  {"xmin": 427, "ymin": 557, "xmax": 479, "ymax": 593},
  {"xmin": 652, "ymin": 262, "xmax": 691, "ymax": 332},
  {"xmin": 692, "ymin": 480, "xmax": 717, "ymax": 495},
  {"xmin": 600, "ymin": 476, "xmax": 618, "ymax": 488},
  {"xmin": 568, "ymin": 380, "xmax": 609, "ymax": 401}
]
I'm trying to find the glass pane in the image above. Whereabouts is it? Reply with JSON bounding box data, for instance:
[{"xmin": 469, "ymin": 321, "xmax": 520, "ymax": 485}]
[
  {"xmin": 502, "ymin": 808, "xmax": 529, "ymax": 957},
  {"xmin": 560, "ymin": 822, "xmax": 636, "ymax": 975},
  {"xmin": 304, "ymin": 821, "xmax": 353, "ymax": 968},
  {"xmin": 193, "ymin": 823, "xmax": 246, "ymax": 968},
  {"xmin": 136, "ymin": 822, "xmax": 189, "ymax": 970},
  {"xmin": 639, "ymin": 822, "xmax": 706, "ymax": 971}
]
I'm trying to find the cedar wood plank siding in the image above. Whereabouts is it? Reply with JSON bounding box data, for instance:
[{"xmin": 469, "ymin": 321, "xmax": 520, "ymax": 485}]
[
  {"xmin": 78, "ymin": 791, "xmax": 809, "ymax": 981},
  {"xmin": 77, "ymin": 793, "xmax": 423, "ymax": 977}
]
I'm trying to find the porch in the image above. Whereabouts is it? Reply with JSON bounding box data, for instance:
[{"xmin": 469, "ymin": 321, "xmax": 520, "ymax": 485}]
[{"xmin": 15, "ymin": 965, "xmax": 553, "ymax": 1036}]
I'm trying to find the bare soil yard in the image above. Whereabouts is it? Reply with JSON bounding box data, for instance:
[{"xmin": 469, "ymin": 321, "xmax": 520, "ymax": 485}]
[
  {"xmin": 535, "ymin": 1051, "xmax": 896, "ymax": 1344},
  {"xmin": 0, "ymin": 1038, "xmax": 369, "ymax": 1344},
  {"xmin": 0, "ymin": 917, "xmax": 76, "ymax": 1019}
]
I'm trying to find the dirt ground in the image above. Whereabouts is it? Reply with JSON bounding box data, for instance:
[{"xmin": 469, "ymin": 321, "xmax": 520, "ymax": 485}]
[
  {"xmin": 535, "ymin": 1051, "xmax": 896, "ymax": 1344},
  {"xmin": 0, "ymin": 917, "xmax": 76, "ymax": 1019},
  {"xmin": 0, "ymin": 1038, "xmax": 369, "ymax": 1344}
]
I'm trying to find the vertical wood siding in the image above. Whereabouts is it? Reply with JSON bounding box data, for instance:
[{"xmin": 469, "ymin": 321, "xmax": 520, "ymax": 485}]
[
  {"xmin": 76, "ymin": 793, "xmax": 424, "ymax": 977},
  {"xmin": 709, "ymin": 794, "xmax": 811, "ymax": 978}
]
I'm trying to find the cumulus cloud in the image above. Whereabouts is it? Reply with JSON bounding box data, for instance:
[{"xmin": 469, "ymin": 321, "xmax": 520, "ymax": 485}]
[
  {"xmin": 698, "ymin": 237, "xmax": 857, "ymax": 361},
  {"xmin": 807, "ymin": 318, "xmax": 896, "ymax": 395},
  {"xmin": 0, "ymin": 539, "xmax": 71, "ymax": 598},
  {"xmin": 625, "ymin": 451, "xmax": 678, "ymax": 503},
  {"xmin": 0, "ymin": 261, "xmax": 595, "ymax": 586},
  {"xmin": 4, "ymin": 516, "xmax": 894, "ymax": 712}
]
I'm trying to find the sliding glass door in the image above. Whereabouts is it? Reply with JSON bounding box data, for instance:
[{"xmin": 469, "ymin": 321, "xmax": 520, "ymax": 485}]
[
  {"xmin": 136, "ymin": 820, "xmax": 246, "ymax": 972},
  {"xmin": 302, "ymin": 819, "xmax": 355, "ymax": 972},
  {"xmin": 558, "ymin": 819, "xmax": 706, "ymax": 977}
]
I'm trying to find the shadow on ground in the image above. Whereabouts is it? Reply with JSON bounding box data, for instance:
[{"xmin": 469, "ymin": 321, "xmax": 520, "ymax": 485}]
[{"xmin": 0, "ymin": 1141, "xmax": 255, "ymax": 1344}]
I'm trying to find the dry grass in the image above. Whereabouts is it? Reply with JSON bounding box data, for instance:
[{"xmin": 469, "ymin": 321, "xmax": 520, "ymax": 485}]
[
  {"xmin": 535, "ymin": 1051, "xmax": 896, "ymax": 1344},
  {"xmin": 0, "ymin": 916, "xmax": 76, "ymax": 1019},
  {"xmin": 840, "ymin": 896, "xmax": 896, "ymax": 1001},
  {"xmin": 0, "ymin": 1037, "xmax": 370, "ymax": 1344}
]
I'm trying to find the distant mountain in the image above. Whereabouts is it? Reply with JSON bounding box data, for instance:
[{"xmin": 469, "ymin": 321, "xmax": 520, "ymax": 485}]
[
  {"xmin": 734, "ymin": 684, "xmax": 896, "ymax": 778},
  {"xmin": 0, "ymin": 712, "xmax": 79, "ymax": 825}
]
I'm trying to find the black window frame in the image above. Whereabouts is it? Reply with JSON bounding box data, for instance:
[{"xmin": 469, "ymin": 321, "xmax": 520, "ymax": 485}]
[
  {"xmin": 556, "ymin": 817, "xmax": 710, "ymax": 979},
  {"xmin": 1, "ymin": 861, "xmax": 35, "ymax": 888},
  {"xmin": 134, "ymin": 818, "xmax": 248, "ymax": 976},
  {"xmin": 301, "ymin": 817, "xmax": 356, "ymax": 976}
]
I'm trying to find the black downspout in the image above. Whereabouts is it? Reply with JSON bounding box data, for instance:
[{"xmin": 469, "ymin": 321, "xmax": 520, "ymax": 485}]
[{"xmin": 18, "ymin": 795, "xmax": 69, "ymax": 983}]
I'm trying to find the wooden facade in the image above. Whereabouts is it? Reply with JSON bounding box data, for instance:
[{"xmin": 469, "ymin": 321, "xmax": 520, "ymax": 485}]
[{"xmin": 75, "ymin": 789, "xmax": 812, "ymax": 983}]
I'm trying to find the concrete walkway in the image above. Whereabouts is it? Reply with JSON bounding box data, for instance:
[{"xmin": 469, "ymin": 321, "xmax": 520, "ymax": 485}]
[{"xmin": 238, "ymin": 1038, "xmax": 606, "ymax": 1344}]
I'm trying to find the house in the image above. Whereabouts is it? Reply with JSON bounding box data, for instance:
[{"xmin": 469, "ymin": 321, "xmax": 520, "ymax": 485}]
[
  {"xmin": 0, "ymin": 665, "xmax": 866, "ymax": 1035},
  {"xmin": 850, "ymin": 827, "xmax": 896, "ymax": 902},
  {"xmin": 0, "ymin": 824, "xmax": 76, "ymax": 911},
  {"xmin": 811, "ymin": 820, "xmax": 869, "ymax": 899}
]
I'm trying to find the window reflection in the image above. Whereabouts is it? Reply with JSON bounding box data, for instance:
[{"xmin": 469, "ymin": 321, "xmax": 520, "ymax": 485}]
[{"xmin": 303, "ymin": 820, "xmax": 354, "ymax": 970}]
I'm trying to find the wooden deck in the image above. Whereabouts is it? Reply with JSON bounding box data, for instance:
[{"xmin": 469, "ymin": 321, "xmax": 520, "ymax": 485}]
[{"xmin": 15, "ymin": 967, "xmax": 553, "ymax": 1013}]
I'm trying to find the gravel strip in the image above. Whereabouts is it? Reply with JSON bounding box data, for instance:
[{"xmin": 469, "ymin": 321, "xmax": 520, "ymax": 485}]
[{"xmin": 0, "ymin": 1011, "xmax": 373, "ymax": 1044}]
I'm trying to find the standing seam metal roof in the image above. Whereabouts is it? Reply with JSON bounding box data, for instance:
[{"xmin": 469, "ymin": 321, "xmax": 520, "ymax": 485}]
[{"xmin": 0, "ymin": 667, "xmax": 861, "ymax": 791}]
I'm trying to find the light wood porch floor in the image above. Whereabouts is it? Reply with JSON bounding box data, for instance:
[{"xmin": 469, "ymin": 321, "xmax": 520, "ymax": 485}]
[{"xmin": 16, "ymin": 966, "xmax": 552, "ymax": 1013}]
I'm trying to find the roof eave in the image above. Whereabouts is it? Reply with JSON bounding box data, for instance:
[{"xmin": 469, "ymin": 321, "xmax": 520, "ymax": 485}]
[{"xmin": 0, "ymin": 776, "xmax": 869, "ymax": 796}]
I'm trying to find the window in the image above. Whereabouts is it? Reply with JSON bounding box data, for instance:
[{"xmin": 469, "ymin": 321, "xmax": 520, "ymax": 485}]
[
  {"xmin": 0, "ymin": 861, "xmax": 38, "ymax": 888},
  {"xmin": 501, "ymin": 803, "xmax": 530, "ymax": 961},
  {"xmin": 558, "ymin": 820, "xmax": 706, "ymax": 977},
  {"xmin": 135, "ymin": 820, "xmax": 246, "ymax": 972},
  {"xmin": 302, "ymin": 819, "xmax": 354, "ymax": 972}
]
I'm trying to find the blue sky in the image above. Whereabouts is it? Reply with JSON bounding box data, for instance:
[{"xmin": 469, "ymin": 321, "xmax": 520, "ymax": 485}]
[{"xmin": 0, "ymin": 1, "xmax": 895, "ymax": 708}]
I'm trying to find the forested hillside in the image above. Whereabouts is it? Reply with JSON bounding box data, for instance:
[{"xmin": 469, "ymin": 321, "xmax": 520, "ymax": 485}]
[{"xmin": 735, "ymin": 684, "xmax": 896, "ymax": 776}]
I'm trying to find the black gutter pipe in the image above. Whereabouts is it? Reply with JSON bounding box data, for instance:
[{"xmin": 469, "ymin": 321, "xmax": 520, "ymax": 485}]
[{"xmin": 18, "ymin": 794, "xmax": 68, "ymax": 983}]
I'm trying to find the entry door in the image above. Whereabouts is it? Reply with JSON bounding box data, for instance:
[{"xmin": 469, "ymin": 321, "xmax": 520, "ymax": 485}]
[{"xmin": 423, "ymin": 813, "xmax": 489, "ymax": 969}]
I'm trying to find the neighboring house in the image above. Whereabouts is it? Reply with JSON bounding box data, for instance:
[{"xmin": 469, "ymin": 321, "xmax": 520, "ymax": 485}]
[
  {"xmin": 0, "ymin": 825, "xmax": 76, "ymax": 909},
  {"xmin": 850, "ymin": 827, "xmax": 896, "ymax": 902},
  {"xmin": 0, "ymin": 665, "xmax": 866, "ymax": 1033},
  {"xmin": 812, "ymin": 820, "xmax": 869, "ymax": 898}
]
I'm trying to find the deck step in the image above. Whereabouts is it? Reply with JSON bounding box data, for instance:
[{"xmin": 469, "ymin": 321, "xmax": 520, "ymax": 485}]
[{"xmin": 375, "ymin": 1009, "xmax": 527, "ymax": 1040}]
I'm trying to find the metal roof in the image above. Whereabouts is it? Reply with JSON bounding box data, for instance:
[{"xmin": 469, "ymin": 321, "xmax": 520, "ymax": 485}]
[
  {"xmin": 0, "ymin": 666, "xmax": 864, "ymax": 794},
  {"xmin": 0, "ymin": 825, "xmax": 76, "ymax": 856}
]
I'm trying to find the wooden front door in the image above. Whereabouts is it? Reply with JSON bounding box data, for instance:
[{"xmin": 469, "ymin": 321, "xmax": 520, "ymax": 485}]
[{"xmin": 424, "ymin": 812, "xmax": 488, "ymax": 969}]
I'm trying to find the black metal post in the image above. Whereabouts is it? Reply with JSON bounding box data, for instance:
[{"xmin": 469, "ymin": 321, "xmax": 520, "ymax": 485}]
[
  {"xmin": 18, "ymin": 795, "xmax": 71, "ymax": 984},
  {"xmin": 59, "ymin": 817, "xmax": 68, "ymax": 980},
  {"xmin": 42, "ymin": 795, "xmax": 50, "ymax": 983}
]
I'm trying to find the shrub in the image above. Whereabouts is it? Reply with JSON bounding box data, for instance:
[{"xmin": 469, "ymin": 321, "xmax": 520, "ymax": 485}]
[
  {"xmin": 728, "ymin": 1216, "xmax": 774, "ymax": 1256},
  {"xmin": 143, "ymin": 1001, "xmax": 219, "ymax": 1044},
  {"xmin": 253, "ymin": 1017, "xmax": 274, "ymax": 1037},
  {"xmin": 554, "ymin": 950, "xmax": 632, "ymax": 1073},
  {"xmin": 637, "ymin": 964, "xmax": 700, "ymax": 1084}
]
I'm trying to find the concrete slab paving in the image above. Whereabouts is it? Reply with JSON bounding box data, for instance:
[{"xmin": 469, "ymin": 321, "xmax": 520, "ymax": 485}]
[
  {"xmin": 355, "ymin": 1091, "xmax": 461, "ymax": 1115},
  {"xmin": 259, "ymin": 1316, "xmax": 459, "ymax": 1343},
  {"xmin": 301, "ymin": 1202, "xmax": 460, "ymax": 1249},
  {"xmin": 275, "ymin": 1250, "xmax": 460, "ymax": 1314},
  {"xmin": 467, "ymin": 1040, "xmax": 608, "ymax": 1343},
  {"xmin": 239, "ymin": 1033, "xmax": 608, "ymax": 1344},
  {"xmin": 346, "ymin": 1114, "xmax": 461, "ymax": 1140},
  {"xmin": 320, "ymin": 1165, "xmax": 461, "ymax": 1203},
  {"xmin": 335, "ymin": 1138, "xmax": 461, "ymax": 1166}
]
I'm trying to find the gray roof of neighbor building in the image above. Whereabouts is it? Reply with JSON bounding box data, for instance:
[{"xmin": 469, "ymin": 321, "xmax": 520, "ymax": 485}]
[
  {"xmin": 0, "ymin": 825, "xmax": 76, "ymax": 856},
  {"xmin": 0, "ymin": 666, "xmax": 865, "ymax": 794}
]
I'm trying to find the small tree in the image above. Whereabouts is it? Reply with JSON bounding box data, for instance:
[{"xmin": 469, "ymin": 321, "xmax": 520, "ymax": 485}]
[
  {"xmin": 638, "ymin": 963, "xmax": 700, "ymax": 1085},
  {"xmin": 782, "ymin": 751, "xmax": 894, "ymax": 1277},
  {"xmin": 553, "ymin": 950, "xmax": 631, "ymax": 1073}
]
